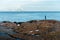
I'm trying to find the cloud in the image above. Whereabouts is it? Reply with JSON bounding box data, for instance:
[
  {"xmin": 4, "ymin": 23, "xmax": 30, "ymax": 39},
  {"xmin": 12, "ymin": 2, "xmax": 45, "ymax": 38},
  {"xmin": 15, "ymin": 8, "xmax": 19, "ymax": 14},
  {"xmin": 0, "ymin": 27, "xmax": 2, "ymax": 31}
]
[
  {"xmin": 22, "ymin": 0, "xmax": 60, "ymax": 11},
  {"xmin": 0, "ymin": 0, "xmax": 60, "ymax": 11},
  {"xmin": 0, "ymin": 0, "xmax": 26, "ymax": 11}
]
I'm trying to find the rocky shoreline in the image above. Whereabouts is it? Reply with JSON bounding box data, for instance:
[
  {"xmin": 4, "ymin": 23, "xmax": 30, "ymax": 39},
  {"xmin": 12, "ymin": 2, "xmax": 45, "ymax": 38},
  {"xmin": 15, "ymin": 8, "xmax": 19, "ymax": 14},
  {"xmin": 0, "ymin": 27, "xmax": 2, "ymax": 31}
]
[{"xmin": 0, "ymin": 20, "xmax": 60, "ymax": 40}]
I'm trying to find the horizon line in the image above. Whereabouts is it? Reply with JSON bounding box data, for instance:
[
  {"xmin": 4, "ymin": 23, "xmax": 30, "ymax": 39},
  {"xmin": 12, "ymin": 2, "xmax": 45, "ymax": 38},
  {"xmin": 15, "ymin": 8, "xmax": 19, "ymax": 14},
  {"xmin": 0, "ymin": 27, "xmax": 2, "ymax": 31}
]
[{"xmin": 0, "ymin": 11, "xmax": 60, "ymax": 13}]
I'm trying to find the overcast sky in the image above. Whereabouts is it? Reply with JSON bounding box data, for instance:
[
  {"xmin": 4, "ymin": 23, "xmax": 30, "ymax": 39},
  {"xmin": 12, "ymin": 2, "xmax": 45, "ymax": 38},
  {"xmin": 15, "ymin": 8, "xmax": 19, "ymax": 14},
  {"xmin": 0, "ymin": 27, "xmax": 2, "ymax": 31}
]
[{"xmin": 0, "ymin": 0, "xmax": 60, "ymax": 11}]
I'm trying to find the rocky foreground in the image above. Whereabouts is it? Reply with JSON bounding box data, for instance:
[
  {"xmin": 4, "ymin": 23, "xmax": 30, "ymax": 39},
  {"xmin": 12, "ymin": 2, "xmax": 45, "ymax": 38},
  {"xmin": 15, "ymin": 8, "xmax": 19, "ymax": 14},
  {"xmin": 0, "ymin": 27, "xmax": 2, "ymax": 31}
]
[{"xmin": 0, "ymin": 20, "xmax": 60, "ymax": 40}]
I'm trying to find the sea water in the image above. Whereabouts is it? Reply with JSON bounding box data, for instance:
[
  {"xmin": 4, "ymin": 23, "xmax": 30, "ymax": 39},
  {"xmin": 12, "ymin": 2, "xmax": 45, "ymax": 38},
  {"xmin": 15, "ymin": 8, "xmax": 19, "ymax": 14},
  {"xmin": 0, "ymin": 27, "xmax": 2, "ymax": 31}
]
[{"xmin": 0, "ymin": 12, "xmax": 60, "ymax": 22}]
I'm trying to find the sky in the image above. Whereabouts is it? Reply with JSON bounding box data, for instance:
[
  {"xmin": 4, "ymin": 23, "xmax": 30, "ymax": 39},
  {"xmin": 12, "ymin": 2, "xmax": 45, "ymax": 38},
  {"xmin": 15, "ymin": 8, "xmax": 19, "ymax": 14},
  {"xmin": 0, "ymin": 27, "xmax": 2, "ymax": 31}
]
[{"xmin": 0, "ymin": 0, "xmax": 60, "ymax": 11}]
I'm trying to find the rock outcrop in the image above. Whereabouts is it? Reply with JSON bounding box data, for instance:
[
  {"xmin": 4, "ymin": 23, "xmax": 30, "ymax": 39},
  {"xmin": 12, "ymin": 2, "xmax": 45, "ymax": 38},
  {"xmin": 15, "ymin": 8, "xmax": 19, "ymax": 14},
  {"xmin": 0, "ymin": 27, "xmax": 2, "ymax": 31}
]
[
  {"xmin": 0, "ymin": 20, "xmax": 60, "ymax": 40},
  {"xmin": 10, "ymin": 20, "xmax": 60, "ymax": 40}
]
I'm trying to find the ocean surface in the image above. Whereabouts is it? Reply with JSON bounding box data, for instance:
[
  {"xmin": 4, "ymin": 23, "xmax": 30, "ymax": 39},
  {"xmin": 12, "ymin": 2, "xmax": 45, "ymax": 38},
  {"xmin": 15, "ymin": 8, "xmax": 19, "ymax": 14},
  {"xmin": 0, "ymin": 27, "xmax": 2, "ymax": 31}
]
[{"xmin": 0, "ymin": 12, "xmax": 60, "ymax": 22}]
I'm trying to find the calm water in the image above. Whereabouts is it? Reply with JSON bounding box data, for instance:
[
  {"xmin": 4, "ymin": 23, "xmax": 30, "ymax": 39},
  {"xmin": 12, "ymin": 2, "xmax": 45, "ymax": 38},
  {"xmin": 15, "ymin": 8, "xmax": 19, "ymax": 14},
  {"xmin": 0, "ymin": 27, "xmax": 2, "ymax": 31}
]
[{"xmin": 0, "ymin": 12, "xmax": 60, "ymax": 22}]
